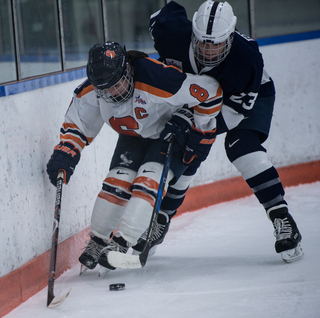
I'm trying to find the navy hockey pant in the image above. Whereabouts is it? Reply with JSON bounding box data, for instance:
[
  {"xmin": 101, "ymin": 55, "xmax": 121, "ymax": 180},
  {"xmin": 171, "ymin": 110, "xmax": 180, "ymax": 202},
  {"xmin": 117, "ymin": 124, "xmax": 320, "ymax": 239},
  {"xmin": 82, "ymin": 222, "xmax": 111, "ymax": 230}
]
[{"xmin": 161, "ymin": 94, "xmax": 287, "ymax": 217}]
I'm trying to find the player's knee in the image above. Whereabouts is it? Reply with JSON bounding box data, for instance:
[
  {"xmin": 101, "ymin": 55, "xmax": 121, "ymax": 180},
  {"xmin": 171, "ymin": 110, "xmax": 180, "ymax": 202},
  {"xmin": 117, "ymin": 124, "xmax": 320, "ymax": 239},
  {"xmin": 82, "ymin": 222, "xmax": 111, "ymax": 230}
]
[
  {"xmin": 98, "ymin": 167, "xmax": 136, "ymax": 205},
  {"xmin": 169, "ymin": 173, "xmax": 193, "ymax": 191},
  {"xmin": 131, "ymin": 162, "xmax": 174, "ymax": 205},
  {"xmin": 225, "ymin": 129, "xmax": 266, "ymax": 162},
  {"xmin": 232, "ymin": 151, "xmax": 273, "ymax": 180}
]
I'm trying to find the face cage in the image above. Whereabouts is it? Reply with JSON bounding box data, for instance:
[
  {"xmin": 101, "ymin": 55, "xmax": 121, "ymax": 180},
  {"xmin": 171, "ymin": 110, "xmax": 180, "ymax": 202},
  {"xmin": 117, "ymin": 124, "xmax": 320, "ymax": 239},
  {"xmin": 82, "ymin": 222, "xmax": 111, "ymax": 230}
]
[
  {"xmin": 192, "ymin": 33, "xmax": 234, "ymax": 68},
  {"xmin": 94, "ymin": 67, "xmax": 134, "ymax": 105}
]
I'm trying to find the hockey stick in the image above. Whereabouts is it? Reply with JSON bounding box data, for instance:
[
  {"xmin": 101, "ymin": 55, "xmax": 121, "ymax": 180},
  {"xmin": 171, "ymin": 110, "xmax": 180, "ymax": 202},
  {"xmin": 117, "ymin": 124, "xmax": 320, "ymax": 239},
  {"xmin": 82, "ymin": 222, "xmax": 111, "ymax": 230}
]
[
  {"xmin": 139, "ymin": 135, "xmax": 175, "ymax": 267},
  {"xmin": 47, "ymin": 170, "xmax": 71, "ymax": 308},
  {"xmin": 107, "ymin": 136, "xmax": 175, "ymax": 269}
]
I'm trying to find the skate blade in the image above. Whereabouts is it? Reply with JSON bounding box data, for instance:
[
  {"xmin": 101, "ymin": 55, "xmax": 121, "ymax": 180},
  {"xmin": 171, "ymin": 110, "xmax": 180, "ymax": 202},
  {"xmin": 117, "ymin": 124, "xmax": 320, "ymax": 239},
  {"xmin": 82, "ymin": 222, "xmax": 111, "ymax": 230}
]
[
  {"xmin": 79, "ymin": 264, "xmax": 89, "ymax": 276},
  {"xmin": 47, "ymin": 289, "xmax": 71, "ymax": 308},
  {"xmin": 98, "ymin": 266, "xmax": 110, "ymax": 277},
  {"xmin": 281, "ymin": 243, "xmax": 304, "ymax": 263}
]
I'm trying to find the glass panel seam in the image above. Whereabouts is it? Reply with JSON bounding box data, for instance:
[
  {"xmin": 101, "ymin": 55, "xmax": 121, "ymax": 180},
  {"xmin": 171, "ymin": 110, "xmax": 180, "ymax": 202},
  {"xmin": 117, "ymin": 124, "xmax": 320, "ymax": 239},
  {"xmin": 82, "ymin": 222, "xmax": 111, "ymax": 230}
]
[
  {"xmin": 11, "ymin": 0, "xmax": 21, "ymax": 81},
  {"xmin": 57, "ymin": 0, "xmax": 66, "ymax": 71}
]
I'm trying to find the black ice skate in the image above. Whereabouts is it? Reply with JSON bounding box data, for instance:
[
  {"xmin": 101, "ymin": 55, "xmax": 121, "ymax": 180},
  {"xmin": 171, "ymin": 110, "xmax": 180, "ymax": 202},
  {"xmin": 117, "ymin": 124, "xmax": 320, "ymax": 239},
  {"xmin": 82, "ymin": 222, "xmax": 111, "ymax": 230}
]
[
  {"xmin": 267, "ymin": 204, "xmax": 304, "ymax": 263},
  {"xmin": 98, "ymin": 235, "xmax": 129, "ymax": 270},
  {"xmin": 132, "ymin": 210, "xmax": 170, "ymax": 256},
  {"xmin": 79, "ymin": 236, "xmax": 107, "ymax": 271}
]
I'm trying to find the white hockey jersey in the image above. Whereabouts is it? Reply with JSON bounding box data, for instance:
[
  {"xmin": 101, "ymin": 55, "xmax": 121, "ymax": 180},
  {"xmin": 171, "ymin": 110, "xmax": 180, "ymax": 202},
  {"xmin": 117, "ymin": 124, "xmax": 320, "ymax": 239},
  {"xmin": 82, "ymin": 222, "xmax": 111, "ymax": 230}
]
[{"xmin": 60, "ymin": 57, "xmax": 222, "ymax": 153}]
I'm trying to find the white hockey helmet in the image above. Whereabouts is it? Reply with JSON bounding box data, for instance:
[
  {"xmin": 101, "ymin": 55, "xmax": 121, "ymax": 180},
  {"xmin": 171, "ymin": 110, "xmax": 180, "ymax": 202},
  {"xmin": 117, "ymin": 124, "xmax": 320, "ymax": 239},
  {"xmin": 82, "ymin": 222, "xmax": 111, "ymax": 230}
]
[{"xmin": 192, "ymin": 1, "xmax": 237, "ymax": 67}]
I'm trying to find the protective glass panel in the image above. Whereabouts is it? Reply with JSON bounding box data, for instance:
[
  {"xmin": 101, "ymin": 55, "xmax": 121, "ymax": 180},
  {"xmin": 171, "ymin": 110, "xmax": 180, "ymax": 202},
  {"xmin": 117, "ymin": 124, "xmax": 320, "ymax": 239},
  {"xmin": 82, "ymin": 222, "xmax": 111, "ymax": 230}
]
[
  {"xmin": 255, "ymin": 0, "xmax": 320, "ymax": 38},
  {"xmin": 62, "ymin": 0, "xmax": 104, "ymax": 69},
  {"xmin": 0, "ymin": 0, "xmax": 16, "ymax": 83},
  {"xmin": 103, "ymin": 0, "xmax": 165, "ymax": 53},
  {"xmin": 16, "ymin": 0, "xmax": 61, "ymax": 78},
  {"xmin": 173, "ymin": 0, "xmax": 250, "ymax": 36}
]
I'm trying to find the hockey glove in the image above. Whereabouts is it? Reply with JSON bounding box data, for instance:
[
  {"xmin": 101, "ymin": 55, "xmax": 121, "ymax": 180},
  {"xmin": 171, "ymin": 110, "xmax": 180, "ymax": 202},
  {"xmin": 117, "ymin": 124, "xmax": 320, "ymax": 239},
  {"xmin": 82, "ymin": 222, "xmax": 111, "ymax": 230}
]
[
  {"xmin": 46, "ymin": 141, "xmax": 80, "ymax": 186},
  {"xmin": 160, "ymin": 107, "xmax": 194, "ymax": 152},
  {"xmin": 183, "ymin": 126, "xmax": 216, "ymax": 165}
]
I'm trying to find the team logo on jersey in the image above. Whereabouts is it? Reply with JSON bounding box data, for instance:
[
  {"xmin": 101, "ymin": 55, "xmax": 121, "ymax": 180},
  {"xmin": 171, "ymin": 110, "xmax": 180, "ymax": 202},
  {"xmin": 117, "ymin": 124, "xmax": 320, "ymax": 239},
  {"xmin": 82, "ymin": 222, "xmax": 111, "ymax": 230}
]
[
  {"xmin": 106, "ymin": 50, "xmax": 115, "ymax": 58},
  {"xmin": 135, "ymin": 107, "xmax": 148, "ymax": 119},
  {"xmin": 135, "ymin": 95, "xmax": 146, "ymax": 105}
]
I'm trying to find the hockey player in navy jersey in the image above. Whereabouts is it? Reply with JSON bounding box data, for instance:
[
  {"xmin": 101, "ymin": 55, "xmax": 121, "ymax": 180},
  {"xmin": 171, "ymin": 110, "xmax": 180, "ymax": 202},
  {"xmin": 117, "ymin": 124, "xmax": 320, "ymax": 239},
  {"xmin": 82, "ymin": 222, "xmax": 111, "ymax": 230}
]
[
  {"xmin": 136, "ymin": 0, "xmax": 303, "ymax": 263},
  {"xmin": 46, "ymin": 41, "xmax": 223, "ymax": 270}
]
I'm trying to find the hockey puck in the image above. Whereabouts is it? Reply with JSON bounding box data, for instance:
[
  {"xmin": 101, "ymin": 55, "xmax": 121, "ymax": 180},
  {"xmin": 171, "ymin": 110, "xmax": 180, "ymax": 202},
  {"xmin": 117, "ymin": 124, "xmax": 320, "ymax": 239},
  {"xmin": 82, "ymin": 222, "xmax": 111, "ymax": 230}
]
[{"xmin": 109, "ymin": 283, "xmax": 125, "ymax": 291}]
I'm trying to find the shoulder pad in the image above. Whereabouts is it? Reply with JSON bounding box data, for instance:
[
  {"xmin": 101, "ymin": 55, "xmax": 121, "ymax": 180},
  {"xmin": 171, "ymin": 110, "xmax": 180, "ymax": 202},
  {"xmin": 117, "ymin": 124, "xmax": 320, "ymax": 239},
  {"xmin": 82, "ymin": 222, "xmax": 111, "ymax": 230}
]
[{"xmin": 74, "ymin": 79, "xmax": 92, "ymax": 96}]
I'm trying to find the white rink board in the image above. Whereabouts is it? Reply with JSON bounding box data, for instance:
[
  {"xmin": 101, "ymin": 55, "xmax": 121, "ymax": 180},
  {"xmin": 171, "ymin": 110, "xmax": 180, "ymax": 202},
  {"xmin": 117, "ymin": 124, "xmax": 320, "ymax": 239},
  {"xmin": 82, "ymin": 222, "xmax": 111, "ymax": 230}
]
[{"xmin": 0, "ymin": 38, "xmax": 319, "ymax": 278}]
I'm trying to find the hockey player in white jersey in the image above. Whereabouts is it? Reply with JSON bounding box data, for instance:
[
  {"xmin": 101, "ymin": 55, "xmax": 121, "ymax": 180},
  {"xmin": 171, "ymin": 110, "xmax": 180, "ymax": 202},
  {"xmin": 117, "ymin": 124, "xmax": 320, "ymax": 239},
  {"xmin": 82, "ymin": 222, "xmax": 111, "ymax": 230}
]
[
  {"xmin": 46, "ymin": 41, "xmax": 223, "ymax": 270},
  {"xmin": 136, "ymin": 0, "xmax": 304, "ymax": 263}
]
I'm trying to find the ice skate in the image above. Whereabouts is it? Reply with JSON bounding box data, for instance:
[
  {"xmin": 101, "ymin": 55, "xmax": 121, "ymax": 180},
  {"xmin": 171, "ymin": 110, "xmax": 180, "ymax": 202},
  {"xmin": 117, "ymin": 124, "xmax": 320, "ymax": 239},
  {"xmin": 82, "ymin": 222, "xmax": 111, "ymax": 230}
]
[
  {"xmin": 268, "ymin": 205, "xmax": 304, "ymax": 263},
  {"xmin": 79, "ymin": 236, "xmax": 108, "ymax": 270},
  {"xmin": 98, "ymin": 235, "xmax": 129, "ymax": 270},
  {"xmin": 132, "ymin": 211, "xmax": 170, "ymax": 256}
]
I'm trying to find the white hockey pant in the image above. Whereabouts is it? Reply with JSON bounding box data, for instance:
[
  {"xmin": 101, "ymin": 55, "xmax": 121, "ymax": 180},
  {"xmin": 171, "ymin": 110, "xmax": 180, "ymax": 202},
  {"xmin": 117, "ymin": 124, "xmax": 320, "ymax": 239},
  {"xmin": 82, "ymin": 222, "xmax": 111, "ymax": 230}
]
[
  {"xmin": 90, "ymin": 167, "xmax": 136, "ymax": 242},
  {"xmin": 117, "ymin": 162, "xmax": 174, "ymax": 245}
]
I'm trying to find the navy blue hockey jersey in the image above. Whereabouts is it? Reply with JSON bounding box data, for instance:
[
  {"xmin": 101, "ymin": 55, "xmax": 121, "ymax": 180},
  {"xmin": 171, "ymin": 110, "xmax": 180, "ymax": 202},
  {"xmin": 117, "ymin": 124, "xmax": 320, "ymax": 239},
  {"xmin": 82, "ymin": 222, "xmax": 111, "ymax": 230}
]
[{"xmin": 150, "ymin": 1, "xmax": 275, "ymax": 130}]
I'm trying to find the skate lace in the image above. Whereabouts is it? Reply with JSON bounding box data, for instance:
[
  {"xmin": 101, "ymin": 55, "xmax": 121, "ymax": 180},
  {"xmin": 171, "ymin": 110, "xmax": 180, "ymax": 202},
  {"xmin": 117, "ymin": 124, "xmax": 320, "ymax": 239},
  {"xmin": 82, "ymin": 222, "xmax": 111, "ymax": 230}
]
[
  {"xmin": 104, "ymin": 239, "xmax": 128, "ymax": 254},
  {"xmin": 273, "ymin": 217, "xmax": 292, "ymax": 240},
  {"xmin": 141, "ymin": 222, "xmax": 166, "ymax": 241},
  {"xmin": 82, "ymin": 239, "xmax": 103, "ymax": 259}
]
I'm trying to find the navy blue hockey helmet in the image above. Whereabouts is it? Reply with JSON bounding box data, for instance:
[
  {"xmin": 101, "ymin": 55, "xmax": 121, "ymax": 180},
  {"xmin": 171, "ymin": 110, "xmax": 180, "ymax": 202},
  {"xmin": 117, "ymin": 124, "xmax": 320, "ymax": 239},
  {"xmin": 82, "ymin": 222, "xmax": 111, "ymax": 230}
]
[{"xmin": 87, "ymin": 41, "xmax": 128, "ymax": 89}]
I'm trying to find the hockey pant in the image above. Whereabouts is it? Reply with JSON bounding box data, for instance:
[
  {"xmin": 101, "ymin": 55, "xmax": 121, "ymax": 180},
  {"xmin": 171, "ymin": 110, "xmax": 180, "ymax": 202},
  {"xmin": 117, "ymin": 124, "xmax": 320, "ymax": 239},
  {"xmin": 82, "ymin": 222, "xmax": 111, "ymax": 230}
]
[
  {"xmin": 161, "ymin": 129, "xmax": 287, "ymax": 216},
  {"xmin": 90, "ymin": 162, "xmax": 174, "ymax": 245}
]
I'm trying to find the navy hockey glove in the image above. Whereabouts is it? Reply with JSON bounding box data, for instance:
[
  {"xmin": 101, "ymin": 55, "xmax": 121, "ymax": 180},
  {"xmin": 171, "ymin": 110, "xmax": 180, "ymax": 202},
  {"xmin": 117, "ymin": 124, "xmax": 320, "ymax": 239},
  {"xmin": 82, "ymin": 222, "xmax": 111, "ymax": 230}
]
[
  {"xmin": 46, "ymin": 141, "xmax": 80, "ymax": 186},
  {"xmin": 160, "ymin": 107, "xmax": 194, "ymax": 152},
  {"xmin": 183, "ymin": 126, "xmax": 216, "ymax": 165}
]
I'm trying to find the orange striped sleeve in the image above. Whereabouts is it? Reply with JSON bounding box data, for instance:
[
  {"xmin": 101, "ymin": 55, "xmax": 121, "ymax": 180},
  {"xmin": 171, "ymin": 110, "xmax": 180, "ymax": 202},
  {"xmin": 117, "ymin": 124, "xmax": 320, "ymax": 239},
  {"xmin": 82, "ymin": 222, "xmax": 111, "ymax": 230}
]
[
  {"xmin": 146, "ymin": 57, "xmax": 182, "ymax": 72},
  {"xmin": 194, "ymin": 103, "xmax": 222, "ymax": 115},
  {"xmin": 194, "ymin": 85, "xmax": 223, "ymax": 115},
  {"xmin": 209, "ymin": 85, "xmax": 223, "ymax": 100},
  {"xmin": 61, "ymin": 122, "xmax": 94, "ymax": 145},
  {"xmin": 60, "ymin": 133, "xmax": 87, "ymax": 149},
  {"xmin": 135, "ymin": 81, "xmax": 173, "ymax": 98}
]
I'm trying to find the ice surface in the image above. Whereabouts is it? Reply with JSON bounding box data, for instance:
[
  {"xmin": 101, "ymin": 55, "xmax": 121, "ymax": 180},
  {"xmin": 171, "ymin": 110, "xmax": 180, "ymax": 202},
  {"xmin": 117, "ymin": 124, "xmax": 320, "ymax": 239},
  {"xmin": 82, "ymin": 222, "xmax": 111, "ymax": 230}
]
[{"xmin": 5, "ymin": 182, "xmax": 320, "ymax": 318}]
